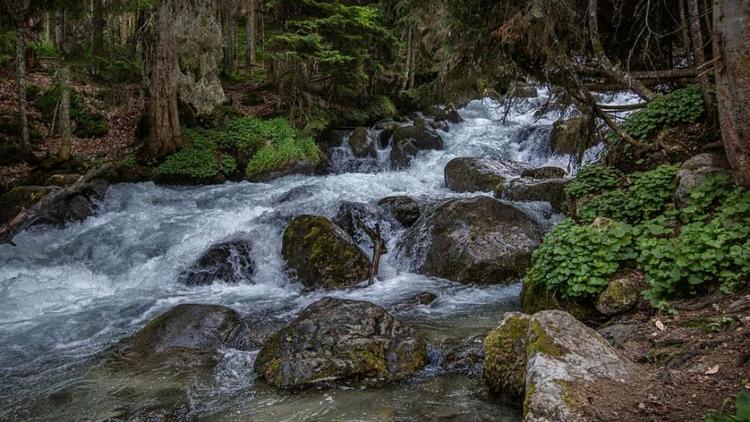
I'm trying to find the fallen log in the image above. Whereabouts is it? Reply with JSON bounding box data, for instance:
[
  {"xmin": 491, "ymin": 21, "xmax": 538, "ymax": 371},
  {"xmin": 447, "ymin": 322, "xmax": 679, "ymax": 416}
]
[
  {"xmin": 356, "ymin": 218, "xmax": 387, "ymax": 285},
  {"xmin": 0, "ymin": 163, "xmax": 113, "ymax": 246}
]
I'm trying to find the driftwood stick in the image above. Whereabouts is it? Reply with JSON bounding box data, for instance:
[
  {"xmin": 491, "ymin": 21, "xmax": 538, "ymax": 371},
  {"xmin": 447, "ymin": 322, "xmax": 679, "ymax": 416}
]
[
  {"xmin": 356, "ymin": 218, "xmax": 387, "ymax": 285},
  {"xmin": 0, "ymin": 163, "xmax": 113, "ymax": 246}
]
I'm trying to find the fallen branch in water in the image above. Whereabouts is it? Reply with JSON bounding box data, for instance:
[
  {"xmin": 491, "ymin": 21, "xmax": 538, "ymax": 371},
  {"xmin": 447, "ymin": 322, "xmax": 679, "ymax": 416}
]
[{"xmin": 356, "ymin": 218, "xmax": 387, "ymax": 285}]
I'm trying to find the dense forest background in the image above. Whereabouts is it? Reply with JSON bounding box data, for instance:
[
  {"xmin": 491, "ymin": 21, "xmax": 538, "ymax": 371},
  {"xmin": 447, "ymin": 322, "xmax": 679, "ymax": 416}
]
[{"xmin": 1, "ymin": 0, "xmax": 747, "ymax": 187}]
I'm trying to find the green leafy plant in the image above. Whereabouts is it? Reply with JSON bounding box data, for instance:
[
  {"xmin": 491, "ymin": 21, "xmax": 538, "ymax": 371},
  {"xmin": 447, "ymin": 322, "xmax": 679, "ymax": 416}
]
[
  {"xmin": 36, "ymin": 85, "xmax": 109, "ymax": 138},
  {"xmin": 525, "ymin": 219, "xmax": 638, "ymax": 298},
  {"xmin": 705, "ymin": 391, "xmax": 750, "ymax": 422},
  {"xmin": 638, "ymin": 186, "xmax": 750, "ymax": 300},
  {"xmin": 578, "ymin": 164, "xmax": 679, "ymax": 224},
  {"xmin": 246, "ymin": 135, "xmax": 320, "ymax": 178},
  {"xmin": 620, "ymin": 85, "xmax": 704, "ymax": 141},
  {"xmin": 153, "ymin": 130, "xmax": 237, "ymax": 182},
  {"xmin": 564, "ymin": 164, "xmax": 623, "ymax": 199}
]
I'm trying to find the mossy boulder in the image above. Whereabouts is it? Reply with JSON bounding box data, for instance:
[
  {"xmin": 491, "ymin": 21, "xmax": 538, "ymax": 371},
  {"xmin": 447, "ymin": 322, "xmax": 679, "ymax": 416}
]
[
  {"xmin": 389, "ymin": 121, "xmax": 443, "ymax": 168},
  {"xmin": 484, "ymin": 310, "xmax": 643, "ymax": 421},
  {"xmin": 282, "ymin": 215, "xmax": 371, "ymax": 289},
  {"xmin": 398, "ymin": 196, "xmax": 543, "ymax": 285},
  {"xmin": 595, "ymin": 270, "xmax": 646, "ymax": 316},
  {"xmin": 520, "ymin": 280, "xmax": 600, "ymax": 322},
  {"xmin": 426, "ymin": 104, "xmax": 463, "ymax": 124},
  {"xmin": 444, "ymin": 157, "xmax": 530, "ymax": 193},
  {"xmin": 254, "ymin": 298, "xmax": 429, "ymax": 389},
  {"xmin": 549, "ymin": 117, "xmax": 595, "ymax": 155},
  {"xmin": 483, "ymin": 312, "xmax": 531, "ymax": 397},
  {"xmin": 178, "ymin": 239, "xmax": 255, "ymax": 286},
  {"xmin": 45, "ymin": 174, "xmax": 82, "ymax": 187},
  {"xmin": 377, "ymin": 196, "xmax": 421, "ymax": 227},
  {"xmin": 245, "ymin": 159, "xmax": 318, "ymax": 183},
  {"xmin": 347, "ymin": 127, "xmax": 377, "ymax": 158},
  {"xmin": 0, "ymin": 186, "xmax": 57, "ymax": 225},
  {"xmin": 498, "ymin": 178, "xmax": 568, "ymax": 211}
]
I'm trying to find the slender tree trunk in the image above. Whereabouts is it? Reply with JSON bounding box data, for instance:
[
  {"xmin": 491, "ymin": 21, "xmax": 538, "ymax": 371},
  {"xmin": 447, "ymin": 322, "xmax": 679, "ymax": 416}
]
[
  {"xmin": 400, "ymin": 26, "xmax": 412, "ymax": 93},
  {"xmin": 221, "ymin": 3, "xmax": 236, "ymax": 73},
  {"xmin": 246, "ymin": 0, "xmax": 256, "ymax": 73},
  {"xmin": 679, "ymin": 0, "xmax": 694, "ymax": 66},
  {"xmin": 408, "ymin": 26, "xmax": 416, "ymax": 90},
  {"xmin": 588, "ymin": 0, "xmax": 656, "ymax": 100},
  {"xmin": 57, "ymin": 66, "xmax": 72, "ymax": 162},
  {"xmin": 713, "ymin": 0, "xmax": 750, "ymax": 186},
  {"xmin": 143, "ymin": 0, "xmax": 183, "ymax": 160},
  {"xmin": 53, "ymin": 11, "xmax": 64, "ymax": 53},
  {"xmin": 14, "ymin": 18, "xmax": 31, "ymax": 158},
  {"xmin": 92, "ymin": 0, "xmax": 104, "ymax": 55},
  {"xmin": 688, "ymin": 0, "xmax": 716, "ymax": 124}
]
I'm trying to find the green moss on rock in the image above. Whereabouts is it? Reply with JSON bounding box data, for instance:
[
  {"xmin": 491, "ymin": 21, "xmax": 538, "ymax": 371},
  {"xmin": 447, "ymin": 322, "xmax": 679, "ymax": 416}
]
[
  {"xmin": 483, "ymin": 313, "xmax": 530, "ymax": 397},
  {"xmin": 528, "ymin": 320, "xmax": 564, "ymax": 358},
  {"xmin": 282, "ymin": 215, "xmax": 371, "ymax": 289}
]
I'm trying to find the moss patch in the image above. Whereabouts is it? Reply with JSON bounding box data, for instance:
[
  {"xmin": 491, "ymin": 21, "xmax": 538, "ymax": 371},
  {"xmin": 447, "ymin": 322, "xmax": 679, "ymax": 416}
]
[
  {"xmin": 528, "ymin": 320, "xmax": 564, "ymax": 358},
  {"xmin": 484, "ymin": 314, "xmax": 530, "ymax": 396}
]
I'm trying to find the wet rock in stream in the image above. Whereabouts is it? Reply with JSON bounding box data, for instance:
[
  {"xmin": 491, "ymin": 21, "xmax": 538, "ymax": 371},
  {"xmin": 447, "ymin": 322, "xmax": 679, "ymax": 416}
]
[
  {"xmin": 254, "ymin": 297, "xmax": 429, "ymax": 389},
  {"xmin": 178, "ymin": 239, "xmax": 255, "ymax": 286},
  {"xmin": 399, "ymin": 196, "xmax": 543, "ymax": 285},
  {"xmin": 282, "ymin": 215, "xmax": 371, "ymax": 289}
]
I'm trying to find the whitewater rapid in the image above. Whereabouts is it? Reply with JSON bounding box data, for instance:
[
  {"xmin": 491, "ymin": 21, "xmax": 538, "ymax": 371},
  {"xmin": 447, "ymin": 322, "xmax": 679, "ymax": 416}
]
[{"xmin": 0, "ymin": 90, "xmax": 638, "ymax": 420}]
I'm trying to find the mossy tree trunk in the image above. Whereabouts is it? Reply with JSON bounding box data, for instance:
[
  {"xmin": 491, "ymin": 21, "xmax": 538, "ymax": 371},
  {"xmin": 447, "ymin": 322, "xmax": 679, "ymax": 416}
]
[
  {"xmin": 142, "ymin": 0, "xmax": 183, "ymax": 160},
  {"xmin": 714, "ymin": 0, "xmax": 750, "ymax": 187}
]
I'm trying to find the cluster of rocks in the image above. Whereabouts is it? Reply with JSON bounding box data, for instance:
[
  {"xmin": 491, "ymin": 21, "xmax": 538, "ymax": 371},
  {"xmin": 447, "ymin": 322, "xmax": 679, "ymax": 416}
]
[{"xmin": 444, "ymin": 156, "xmax": 569, "ymax": 211}]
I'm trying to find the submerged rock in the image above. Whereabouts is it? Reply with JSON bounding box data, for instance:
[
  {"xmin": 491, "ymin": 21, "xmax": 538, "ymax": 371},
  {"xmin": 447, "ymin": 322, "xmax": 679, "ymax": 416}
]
[
  {"xmin": 675, "ymin": 152, "xmax": 732, "ymax": 207},
  {"xmin": 390, "ymin": 121, "xmax": 444, "ymax": 168},
  {"xmin": 282, "ymin": 215, "xmax": 371, "ymax": 289},
  {"xmin": 498, "ymin": 178, "xmax": 567, "ymax": 211},
  {"xmin": 125, "ymin": 304, "xmax": 242, "ymax": 360},
  {"xmin": 483, "ymin": 310, "xmax": 643, "ymax": 421},
  {"xmin": 178, "ymin": 239, "xmax": 255, "ymax": 286},
  {"xmin": 377, "ymin": 196, "xmax": 421, "ymax": 227},
  {"xmin": 439, "ymin": 335, "xmax": 485, "ymax": 375},
  {"xmin": 348, "ymin": 127, "xmax": 377, "ymax": 158},
  {"xmin": 595, "ymin": 270, "xmax": 645, "ymax": 316},
  {"xmin": 444, "ymin": 157, "xmax": 529, "ymax": 193},
  {"xmin": 399, "ymin": 196, "xmax": 542, "ymax": 284},
  {"xmin": 254, "ymin": 297, "xmax": 429, "ymax": 389},
  {"xmin": 426, "ymin": 104, "xmax": 463, "ymax": 124}
]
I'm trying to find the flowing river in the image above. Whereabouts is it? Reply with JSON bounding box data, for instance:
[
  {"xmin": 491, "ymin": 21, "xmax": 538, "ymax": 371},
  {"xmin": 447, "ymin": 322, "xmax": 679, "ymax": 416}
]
[{"xmin": 0, "ymin": 91, "xmax": 631, "ymax": 421}]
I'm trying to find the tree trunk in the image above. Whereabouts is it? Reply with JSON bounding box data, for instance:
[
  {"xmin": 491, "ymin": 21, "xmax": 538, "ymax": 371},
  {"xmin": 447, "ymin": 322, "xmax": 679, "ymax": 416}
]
[
  {"xmin": 679, "ymin": 0, "xmax": 694, "ymax": 65},
  {"xmin": 143, "ymin": 0, "xmax": 183, "ymax": 160},
  {"xmin": 714, "ymin": 0, "xmax": 750, "ymax": 186},
  {"xmin": 53, "ymin": 11, "xmax": 64, "ymax": 51},
  {"xmin": 408, "ymin": 26, "xmax": 416, "ymax": 90},
  {"xmin": 57, "ymin": 66, "xmax": 72, "ymax": 162},
  {"xmin": 221, "ymin": 3, "xmax": 236, "ymax": 73},
  {"xmin": 588, "ymin": 0, "xmax": 656, "ymax": 100},
  {"xmin": 400, "ymin": 26, "xmax": 412, "ymax": 93},
  {"xmin": 92, "ymin": 0, "xmax": 104, "ymax": 55},
  {"xmin": 246, "ymin": 0, "xmax": 256, "ymax": 73},
  {"xmin": 688, "ymin": 0, "xmax": 716, "ymax": 124},
  {"xmin": 14, "ymin": 18, "xmax": 31, "ymax": 158}
]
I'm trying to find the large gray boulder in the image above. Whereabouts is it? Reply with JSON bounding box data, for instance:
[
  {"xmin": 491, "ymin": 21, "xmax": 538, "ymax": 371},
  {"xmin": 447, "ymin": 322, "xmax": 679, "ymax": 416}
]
[
  {"xmin": 390, "ymin": 121, "xmax": 444, "ymax": 168},
  {"xmin": 484, "ymin": 310, "xmax": 644, "ymax": 421},
  {"xmin": 549, "ymin": 117, "xmax": 594, "ymax": 155},
  {"xmin": 398, "ymin": 196, "xmax": 543, "ymax": 284},
  {"xmin": 282, "ymin": 215, "xmax": 371, "ymax": 289},
  {"xmin": 498, "ymin": 178, "xmax": 568, "ymax": 211},
  {"xmin": 178, "ymin": 239, "xmax": 255, "ymax": 286},
  {"xmin": 675, "ymin": 152, "xmax": 732, "ymax": 207},
  {"xmin": 254, "ymin": 298, "xmax": 429, "ymax": 389},
  {"xmin": 444, "ymin": 157, "xmax": 530, "ymax": 193}
]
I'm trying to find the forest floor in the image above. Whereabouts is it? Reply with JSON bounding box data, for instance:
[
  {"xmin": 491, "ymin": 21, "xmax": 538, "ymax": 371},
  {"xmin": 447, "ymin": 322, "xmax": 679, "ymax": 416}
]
[
  {"xmin": 0, "ymin": 66, "xmax": 141, "ymax": 192},
  {"xmin": 584, "ymin": 289, "xmax": 750, "ymax": 420}
]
